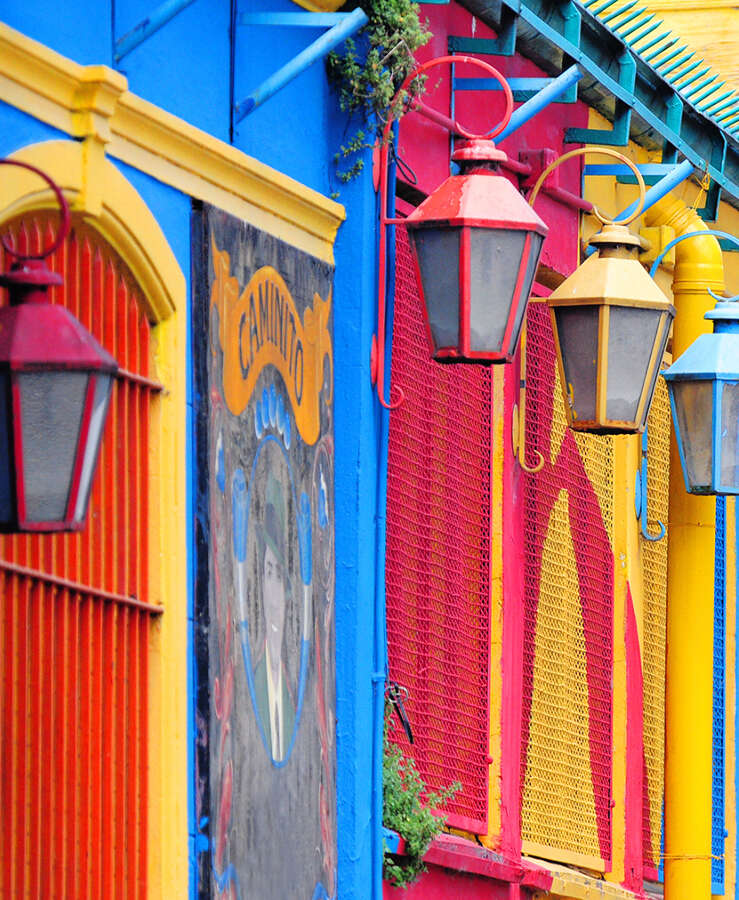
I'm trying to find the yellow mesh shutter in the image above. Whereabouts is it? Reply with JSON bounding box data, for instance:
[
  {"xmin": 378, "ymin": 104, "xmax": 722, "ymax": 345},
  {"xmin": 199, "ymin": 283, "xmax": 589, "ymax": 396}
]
[{"xmin": 522, "ymin": 302, "xmax": 614, "ymax": 869}]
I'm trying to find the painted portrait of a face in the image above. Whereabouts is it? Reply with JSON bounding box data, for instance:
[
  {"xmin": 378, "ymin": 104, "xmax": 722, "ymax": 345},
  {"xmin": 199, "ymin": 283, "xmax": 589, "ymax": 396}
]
[{"xmin": 253, "ymin": 464, "xmax": 296, "ymax": 762}]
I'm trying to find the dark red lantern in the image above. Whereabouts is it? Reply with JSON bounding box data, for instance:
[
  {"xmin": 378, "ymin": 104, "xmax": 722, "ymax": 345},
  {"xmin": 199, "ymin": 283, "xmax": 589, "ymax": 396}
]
[
  {"xmin": 405, "ymin": 138, "xmax": 548, "ymax": 364},
  {"xmin": 0, "ymin": 160, "xmax": 118, "ymax": 532}
]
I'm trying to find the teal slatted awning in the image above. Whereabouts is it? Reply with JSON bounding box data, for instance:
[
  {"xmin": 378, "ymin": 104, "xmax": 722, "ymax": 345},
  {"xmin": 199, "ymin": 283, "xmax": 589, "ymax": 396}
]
[{"xmin": 456, "ymin": 0, "xmax": 739, "ymax": 212}]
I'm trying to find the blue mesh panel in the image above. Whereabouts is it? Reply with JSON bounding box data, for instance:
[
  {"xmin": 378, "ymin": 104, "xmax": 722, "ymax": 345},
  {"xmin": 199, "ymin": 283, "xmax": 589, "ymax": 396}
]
[{"xmin": 712, "ymin": 497, "xmax": 726, "ymax": 894}]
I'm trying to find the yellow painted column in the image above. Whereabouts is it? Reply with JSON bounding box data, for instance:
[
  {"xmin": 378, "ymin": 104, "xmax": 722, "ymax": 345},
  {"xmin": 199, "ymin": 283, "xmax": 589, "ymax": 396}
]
[{"xmin": 644, "ymin": 199, "xmax": 723, "ymax": 899}]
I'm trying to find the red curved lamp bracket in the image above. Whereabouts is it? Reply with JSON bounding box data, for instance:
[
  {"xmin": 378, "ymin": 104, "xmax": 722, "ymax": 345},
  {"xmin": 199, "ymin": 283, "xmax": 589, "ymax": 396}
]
[
  {"xmin": 0, "ymin": 159, "xmax": 70, "ymax": 260},
  {"xmin": 372, "ymin": 55, "xmax": 514, "ymax": 410}
]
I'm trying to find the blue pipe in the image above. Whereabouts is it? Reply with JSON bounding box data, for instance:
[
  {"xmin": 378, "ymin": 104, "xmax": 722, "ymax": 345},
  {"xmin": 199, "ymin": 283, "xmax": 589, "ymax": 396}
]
[
  {"xmin": 114, "ymin": 0, "xmax": 197, "ymax": 61},
  {"xmin": 372, "ymin": 123, "xmax": 397, "ymax": 900},
  {"xmin": 234, "ymin": 7, "xmax": 367, "ymax": 121},
  {"xmin": 498, "ymin": 65, "xmax": 583, "ymax": 141},
  {"xmin": 615, "ymin": 158, "xmax": 695, "ymax": 222}
]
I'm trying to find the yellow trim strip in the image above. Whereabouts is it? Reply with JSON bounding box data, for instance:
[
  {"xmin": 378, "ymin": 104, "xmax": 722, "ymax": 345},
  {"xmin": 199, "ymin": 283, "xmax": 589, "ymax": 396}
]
[
  {"xmin": 596, "ymin": 305, "xmax": 610, "ymax": 424},
  {"xmin": 0, "ymin": 22, "xmax": 345, "ymax": 264},
  {"xmin": 484, "ymin": 366, "xmax": 505, "ymax": 847}
]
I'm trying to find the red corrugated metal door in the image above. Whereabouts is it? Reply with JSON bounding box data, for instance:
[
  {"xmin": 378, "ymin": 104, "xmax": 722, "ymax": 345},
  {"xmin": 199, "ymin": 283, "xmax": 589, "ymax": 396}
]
[{"xmin": 0, "ymin": 213, "xmax": 161, "ymax": 899}]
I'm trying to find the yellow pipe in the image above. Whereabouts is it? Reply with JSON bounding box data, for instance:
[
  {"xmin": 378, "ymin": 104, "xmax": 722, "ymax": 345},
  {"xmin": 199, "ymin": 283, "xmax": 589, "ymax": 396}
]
[{"xmin": 643, "ymin": 196, "xmax": 724, "ymax": 899}]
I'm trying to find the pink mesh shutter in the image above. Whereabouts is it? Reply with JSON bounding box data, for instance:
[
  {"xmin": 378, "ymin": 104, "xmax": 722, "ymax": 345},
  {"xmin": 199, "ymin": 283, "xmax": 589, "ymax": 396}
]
[{"xmin": 385, "ymin": 226, "xmax": 492, "ymax": 834}]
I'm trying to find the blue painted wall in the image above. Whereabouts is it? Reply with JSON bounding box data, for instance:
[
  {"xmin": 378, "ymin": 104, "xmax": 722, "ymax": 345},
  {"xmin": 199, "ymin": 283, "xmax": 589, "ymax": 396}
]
[{"xmin": 0, "ymin": 4, "xmax": 379, "ymax": 898}]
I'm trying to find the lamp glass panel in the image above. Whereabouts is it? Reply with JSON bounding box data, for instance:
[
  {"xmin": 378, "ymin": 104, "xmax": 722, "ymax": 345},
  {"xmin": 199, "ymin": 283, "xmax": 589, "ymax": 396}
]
[
  {"xmin": 0, "ymin": 372, "xmax": 13, "ymax": 525},
  {"xmin": 720, "ymin": 381, "xmax": 739, "ymax": 491},
  {"xmin": 73, "ymin": 373, "xmax": 113, "ymax": 523},
  {"xmin": 469, "ymin": 228, "xmax": 529, "ymax": 352},
  {"xmin": 672, "ymin": 380, "xmax": 713, "ymax": 491},
  {"xmin": 554, "ymin": 306, "xmax": 599, "ymax": 422},
  {"xmin": 408, "ymin": 227, "xmax": 460, "ymax": 350},
  {"xmin": 507, "ymin": 231, "xmax": 545, "ymax": 356},
  {"xmin": 18, "ymin": 370, "xmax": 89, "ymax": 523},
  {"xmin": 606, "ymin": 307, "xmax": 662, "ymax": 423}
]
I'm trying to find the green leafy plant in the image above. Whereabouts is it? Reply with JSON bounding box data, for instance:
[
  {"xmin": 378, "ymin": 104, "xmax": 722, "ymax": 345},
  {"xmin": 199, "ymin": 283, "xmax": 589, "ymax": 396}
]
[
  {"xmin": 326, "ymin": 0, "xmax": 431, "ymax": 183},
  {"xmin": 382, "ymin": 712, "xmax": 460, "ymax": 888}
]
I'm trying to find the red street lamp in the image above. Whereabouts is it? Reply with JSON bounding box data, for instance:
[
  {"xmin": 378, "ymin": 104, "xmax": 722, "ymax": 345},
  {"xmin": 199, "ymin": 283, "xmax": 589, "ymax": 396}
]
[
  {"xmin": 0, "ymin": 159, "xmax": 118, "ymax": 532},
  {"xmin": 371, "ymin": 56, "xmax": 549, "ymax": 408}
]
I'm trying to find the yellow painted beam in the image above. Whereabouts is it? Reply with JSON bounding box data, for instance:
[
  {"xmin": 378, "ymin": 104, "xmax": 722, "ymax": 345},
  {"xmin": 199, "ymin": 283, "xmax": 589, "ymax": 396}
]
[
  {"xmin": 528, "ymin": 858, "xmax": 639, "ymax": 899},
  {"xmin": 0, "ymin": 22, "xmax": 345, "ymax": 264}
]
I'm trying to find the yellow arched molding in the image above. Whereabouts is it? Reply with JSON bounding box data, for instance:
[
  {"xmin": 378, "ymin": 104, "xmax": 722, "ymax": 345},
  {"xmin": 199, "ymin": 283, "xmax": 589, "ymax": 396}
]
[
  {"xmin": 0, "ymin": 140, "xmax": 188, "ymax": 898},
  {"xmin": 0, "ymin": 140, "xmax": 181, "ymax": 323}
]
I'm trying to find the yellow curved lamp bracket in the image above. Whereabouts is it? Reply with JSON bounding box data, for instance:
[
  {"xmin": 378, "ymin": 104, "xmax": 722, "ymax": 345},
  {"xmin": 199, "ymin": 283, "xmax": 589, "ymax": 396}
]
[
  {"xmin": 512, "ymin": 319, "xmax": 545, "ymax": 474},
  {"xmin": 528, "ymin": 146, "xmax": 646, "ymax": 227}
]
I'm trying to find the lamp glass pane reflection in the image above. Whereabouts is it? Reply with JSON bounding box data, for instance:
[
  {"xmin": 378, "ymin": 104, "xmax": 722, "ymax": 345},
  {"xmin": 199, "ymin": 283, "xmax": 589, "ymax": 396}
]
[
  {"xmin": 671, "ymin": 380, "xmax": 714, "ymax": 492},
  {"xmin": 409, "ymin": 227, "xmax": 460, "ymax": 350},
  {"xmin": 606, "ymin": 307, "xmax": 662, "ymax": 423},
  {"xmin": 553, "ymin": 306, "xmax": 598, "ymax": 423},
  {"xmin": 18, "ymin": 370, "xmax": 89, "ymax": 523},
  {"xmin": 720, "ymin": 381, "xmax": 739, "ymax": 491}
]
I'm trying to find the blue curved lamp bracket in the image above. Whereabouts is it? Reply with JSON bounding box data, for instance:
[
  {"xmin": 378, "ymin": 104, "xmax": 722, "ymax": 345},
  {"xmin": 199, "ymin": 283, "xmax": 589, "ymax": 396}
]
[
  {"xmin": 649, "ymin": 230, "xmax": 739, "ymax": 297},
  {"xmin": 635, "ymin": 427, "xmax": 666, "ymax": 542}
]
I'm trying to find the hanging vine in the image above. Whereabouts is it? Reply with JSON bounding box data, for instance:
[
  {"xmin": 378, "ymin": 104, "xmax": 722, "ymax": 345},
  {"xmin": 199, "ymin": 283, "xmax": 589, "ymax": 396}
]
[{"xmin": 326, "ymin": 0, "xmax": 431, "ymax": 184}]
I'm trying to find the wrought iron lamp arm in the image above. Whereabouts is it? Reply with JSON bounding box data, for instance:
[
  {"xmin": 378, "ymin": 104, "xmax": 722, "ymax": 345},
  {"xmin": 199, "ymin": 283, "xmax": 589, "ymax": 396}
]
[{"xmin": 371, "ymin": 55, "xmax": 514, "ymax": 409}]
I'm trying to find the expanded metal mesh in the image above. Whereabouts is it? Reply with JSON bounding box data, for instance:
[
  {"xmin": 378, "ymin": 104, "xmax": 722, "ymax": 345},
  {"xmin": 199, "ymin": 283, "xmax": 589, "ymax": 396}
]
[
  {"xmin": 641, "ymin": 376, "xmax": 670, "ymax": 876},
  {"xmin": 713, "ymin": 497, "xmax": 726, "ymax": 893},
  {"xmin": 385, "ymin": 227, "xmax": 492, "ymax": 834},
  {"xmin": 520, "ymin": 301, "xmax": 613, "ymax": 865}
]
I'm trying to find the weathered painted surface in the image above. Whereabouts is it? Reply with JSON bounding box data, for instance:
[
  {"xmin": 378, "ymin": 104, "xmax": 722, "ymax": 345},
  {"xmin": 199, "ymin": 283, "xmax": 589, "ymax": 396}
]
[{"xmin": 193, "ymin": 204, "xmax": 337, "ymax": 899}]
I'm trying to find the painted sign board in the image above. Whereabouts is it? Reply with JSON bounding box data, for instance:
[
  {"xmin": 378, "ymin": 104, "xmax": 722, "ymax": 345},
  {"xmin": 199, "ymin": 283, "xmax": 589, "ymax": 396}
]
[{"xmin": 193, "ymin": 204, "xmax": 336, "ymax": 899}]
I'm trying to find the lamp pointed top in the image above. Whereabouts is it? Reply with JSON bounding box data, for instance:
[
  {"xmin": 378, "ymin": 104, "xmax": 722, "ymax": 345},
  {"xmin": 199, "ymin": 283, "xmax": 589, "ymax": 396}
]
[{"xmin": 451, "ymin": 138, "xmax": 508, "ymax": 166}]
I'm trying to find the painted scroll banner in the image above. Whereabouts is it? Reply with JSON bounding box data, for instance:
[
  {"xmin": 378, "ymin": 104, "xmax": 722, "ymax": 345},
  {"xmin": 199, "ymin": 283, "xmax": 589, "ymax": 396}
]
[{"xmin": 193, "ymin": 205, "xmax": 336, "ymax": 900}]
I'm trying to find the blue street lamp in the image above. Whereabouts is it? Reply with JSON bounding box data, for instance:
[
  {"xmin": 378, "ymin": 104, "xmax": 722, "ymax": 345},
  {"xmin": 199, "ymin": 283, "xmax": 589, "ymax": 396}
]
[{"xmin": 651, "ymin": 230, "xmax": 739, "ymax": 495}]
